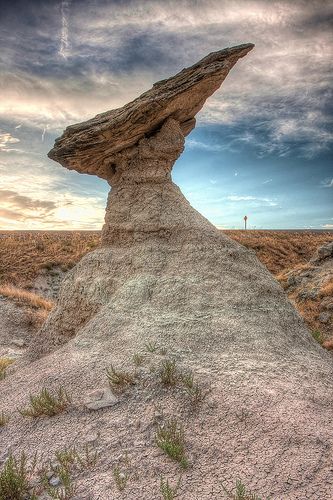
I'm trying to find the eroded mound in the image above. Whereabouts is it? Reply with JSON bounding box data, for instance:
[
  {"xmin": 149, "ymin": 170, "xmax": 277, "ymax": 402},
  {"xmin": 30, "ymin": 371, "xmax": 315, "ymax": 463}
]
[{"xmin": 2, "ymin": 45, "xmax": 333, "ymax": 499}]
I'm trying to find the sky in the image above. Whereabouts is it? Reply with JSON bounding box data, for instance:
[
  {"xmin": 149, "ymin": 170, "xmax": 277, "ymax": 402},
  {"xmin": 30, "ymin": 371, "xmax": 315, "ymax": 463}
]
[{"xmin": 0, "ymin": 0, "xmax": 332, "ymax": 230}]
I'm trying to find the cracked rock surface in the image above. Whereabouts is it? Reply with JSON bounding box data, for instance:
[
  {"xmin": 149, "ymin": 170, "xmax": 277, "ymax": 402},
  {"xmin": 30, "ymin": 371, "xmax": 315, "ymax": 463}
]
[{"xmin": 2, "ymin": 45, "xmax": 333, "ymax": 499}]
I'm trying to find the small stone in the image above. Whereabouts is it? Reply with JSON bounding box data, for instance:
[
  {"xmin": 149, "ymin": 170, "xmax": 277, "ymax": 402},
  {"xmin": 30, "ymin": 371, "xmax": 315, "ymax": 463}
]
[
  {"xmin": 11, "ymin": 338, "xmax": 25, "ymax": 347},
  {"xmin": 45, "ymin": 471, "xmax": 54, "ymax": 480},
  {"xmin": 319, "ymin": 312, "xmax": 331, "ymax": 323},
  {"xmin": 84, "ymin": 387, "xmax": 119, "ymax": 410},
  {"xmin": 49, "ymin": 476, "xmax": 61, "ymax": 487}
]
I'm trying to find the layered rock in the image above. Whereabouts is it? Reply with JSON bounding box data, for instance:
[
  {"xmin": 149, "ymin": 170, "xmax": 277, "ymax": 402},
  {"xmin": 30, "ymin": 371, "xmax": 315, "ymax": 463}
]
[{"xmin": 3, "ymin": 45, "xmax": 333, "ymax": 499}]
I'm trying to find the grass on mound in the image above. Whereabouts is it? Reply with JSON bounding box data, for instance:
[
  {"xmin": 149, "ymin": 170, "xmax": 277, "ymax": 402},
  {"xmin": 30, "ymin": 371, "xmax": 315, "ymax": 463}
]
[
  {"xmin": 0, "ymin": 453, "xmax": 36, "ymax": 499},
  {"xmin": 155, "ymin": 418, "xmax": 188, "ymax": 469},
  {"xmin": 19, "ymin": 387, "xmax": 71, "ymax": 418}
]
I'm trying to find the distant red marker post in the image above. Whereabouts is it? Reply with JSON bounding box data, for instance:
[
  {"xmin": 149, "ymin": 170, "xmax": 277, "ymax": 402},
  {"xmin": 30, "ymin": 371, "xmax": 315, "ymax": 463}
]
[{"xmin": 244, "ymin": 215, "xmax": 248, "ymax": 230}]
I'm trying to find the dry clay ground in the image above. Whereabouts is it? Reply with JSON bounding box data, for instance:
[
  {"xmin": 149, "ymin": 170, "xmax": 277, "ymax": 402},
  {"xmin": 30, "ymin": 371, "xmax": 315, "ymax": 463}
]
[{"xmin": 0, "ymin": 230, "xmax": 333, "ymax": 499}]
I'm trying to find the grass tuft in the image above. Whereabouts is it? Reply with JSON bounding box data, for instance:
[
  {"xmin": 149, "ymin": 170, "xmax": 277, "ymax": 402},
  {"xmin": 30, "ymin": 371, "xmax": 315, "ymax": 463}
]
[
  {"xmin": 112, "ymin": 465, "xmax": 128, "ymax": 491},
  {"xmin": 160, "ymin": 476, "xmax": 181, "ymax": 499},
  {"xmin": 155, "ymin": 418, "xmax": 188, "ymax": 468},
  {"xmin": 159, "ymin": 359, "xmax": 179, "ymax": 387},
  {"xmin": 19, "ymin": 387, "xmax": 71, "ymax": 417},
  {"xmin": 0, "ymin": 411, "xmax": 10, "ymax": 427},
  {"xmin": 133, "ymin": 353, "xmax": 144, "ymax": 367},
  {"xmin": 106, "ymin": 364, "xmax": 135, "ymax": 392},
  {"xmin": 0, "ymin": 452, "xmax": 36, "ymax": 499},
  {"xmin": 145, "ymin": 341, "xmax": 158, "ymax": 353},
  {"xmin": 0, "ymin": 358, "xmax": 14, "ymax": 381},
  {"xmin": 312, "ymin": 330, "xmax": 324, "ymax": 345},
  {"xmin": 181, "ymin": 371, "xmax": 207, "ymax": 406},
  {"xmin": 222, "ymin": 478, "xmax": 263, "ymax": 500}
]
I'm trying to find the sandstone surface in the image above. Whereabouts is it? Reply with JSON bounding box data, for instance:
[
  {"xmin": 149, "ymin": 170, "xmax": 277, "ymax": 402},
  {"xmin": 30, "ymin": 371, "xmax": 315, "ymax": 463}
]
[{"xmin": 2, "ymin": 45, "xmax": 333, "ymax": 499}]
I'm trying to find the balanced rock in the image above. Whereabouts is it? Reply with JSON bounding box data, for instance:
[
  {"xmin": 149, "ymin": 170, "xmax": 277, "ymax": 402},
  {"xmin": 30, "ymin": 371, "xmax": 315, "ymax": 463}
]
[{"xmin": 2, "ymin": 45, "xmax": 333, "ymax": 499}]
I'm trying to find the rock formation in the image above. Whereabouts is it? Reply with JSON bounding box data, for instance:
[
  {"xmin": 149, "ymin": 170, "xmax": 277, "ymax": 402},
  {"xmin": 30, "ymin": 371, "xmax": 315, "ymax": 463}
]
[{"xmin": 2, "ymin": 45, "xmax": 333, "ymax": 499}]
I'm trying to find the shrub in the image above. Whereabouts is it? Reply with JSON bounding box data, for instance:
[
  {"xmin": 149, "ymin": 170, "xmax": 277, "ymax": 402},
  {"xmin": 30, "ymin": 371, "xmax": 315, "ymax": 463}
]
[
  {"xmin": 155, "ymin": 418, "xmax": 188, "ymax": 468},
  {"xmin": 19, "ymin": 387, "xmax": 71, "ymax": 417}
]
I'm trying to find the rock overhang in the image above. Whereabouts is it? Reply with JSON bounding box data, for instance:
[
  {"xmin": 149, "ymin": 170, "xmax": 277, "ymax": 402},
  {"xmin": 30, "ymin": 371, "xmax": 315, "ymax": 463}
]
[{"xmin": 48, "ymin": 43, "xmax": 254, "ymax": 180}]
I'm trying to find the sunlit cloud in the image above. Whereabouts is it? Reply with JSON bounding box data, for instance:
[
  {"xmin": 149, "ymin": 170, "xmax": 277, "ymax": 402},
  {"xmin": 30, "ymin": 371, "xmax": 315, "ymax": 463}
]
[{"xmin": 0, "ymin": 131, "xmax": 21, "ymax": 152}]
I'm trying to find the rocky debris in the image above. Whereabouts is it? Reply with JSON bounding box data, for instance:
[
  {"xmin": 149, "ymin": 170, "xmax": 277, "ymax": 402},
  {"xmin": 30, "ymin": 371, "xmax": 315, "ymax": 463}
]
[
  {"xmin": 84, "ymin": 388, "xmax": 119, "ymax": 410},
  {"xmin": 0, "ymin": 297, "xmax": 32, "ymax": 358},
  {"xmin": 11, "ymin": 338, "xmax": 26, "ymax": 348},
  {"xmin": 311, "ymin": 241, "xmax": 333, "ymax": 263},
  {"xmin": 281, "ymin": 241, "xmax": 333, "ymax": 339},
  {"xmin": 2, "ymin": 46, "xmax": 333, "ymax": 499}
]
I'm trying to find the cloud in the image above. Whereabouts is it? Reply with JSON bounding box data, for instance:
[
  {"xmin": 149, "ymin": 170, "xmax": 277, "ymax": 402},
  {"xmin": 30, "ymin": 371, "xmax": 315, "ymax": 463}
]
[
  {"xmin": 0, "ymin": 189, "xmax": 56, "ymax": 212},
  {"xmin": 321, "ymin": 178, "xmax": 333, "ymax": 188},
  {"xmin": 0, "ymin": 131, "xmax": 21, "ymax": 152},
  {"xmin": 227, "ymin": 195, "xmax": 278, "ymax": 206},
  {"xmin": 321, "ymin": 223, "xmax": 333, "ymax": 229}
]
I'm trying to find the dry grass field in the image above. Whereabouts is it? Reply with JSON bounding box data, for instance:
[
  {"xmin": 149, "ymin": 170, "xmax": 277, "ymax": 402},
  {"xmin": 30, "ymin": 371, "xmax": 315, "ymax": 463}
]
[{"xmin": 0, "ymin": 229, "xmax": 332, "ymax": 343}]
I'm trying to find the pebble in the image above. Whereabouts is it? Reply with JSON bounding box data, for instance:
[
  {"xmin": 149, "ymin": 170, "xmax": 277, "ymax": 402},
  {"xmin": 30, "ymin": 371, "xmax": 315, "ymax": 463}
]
[{"xmin": 49, "ymin": 476, "xmax": 61, "ymax": 487}]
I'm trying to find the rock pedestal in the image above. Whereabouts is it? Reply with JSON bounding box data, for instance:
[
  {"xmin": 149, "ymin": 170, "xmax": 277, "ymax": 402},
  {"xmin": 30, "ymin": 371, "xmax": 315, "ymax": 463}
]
[{"xmin": 13, "ymin": 44, "xmax": 333, "ymax": 498}]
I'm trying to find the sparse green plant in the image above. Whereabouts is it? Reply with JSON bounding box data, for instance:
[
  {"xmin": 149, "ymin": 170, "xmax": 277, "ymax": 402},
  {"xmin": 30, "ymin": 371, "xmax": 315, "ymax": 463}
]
[
  {"xmin": 133, "ymin": 353, "xmax": 144, "ymax": 367},
  {"xmin": 0, "ymin": 411, "xmax": 10, "ymax": 427},
  {"xmin": 155, "ymin": 418, "xmax": 188, "ymax": 468},
  {"xmin": 19, "ymin": 387, "xmax": 71, "ymax": 417},
  {"xmin": 159, "ymin": 359, "xmax": 179, "ymax": 387},
  {"xmin": 160, "ymin": 476, "xmax": 181, "ymax": 499},
  {"xmin": 145, "ymin": 341, "xmax": 158, "ymax": 353},
  {"xmin": 0, "ymin": 357, "xmax": 14, "ymax": 380},
  {"xmin": 112, "ymin": 465, "xmax": 128, "ymax": 491},
  {"xmin": 45, "ymin": 463, "xmax": 76, "ymax": 500},
  {"xmin": 55, "ymin": 448, "xmax": 77, "ymax": 470},
  {"xmin": 222, "ymin": 478, "xmax": 263, "ymax": 500},
  {"xmin": 312, "ymin": 329, "xmax": 324, "ymax": 345},
  {"xmin": 181, "ymin": 372, "xmax": 207, "ymax": 406},
  {"xmin": 0, "ymin": 452, "xmax": 37, "ymax": 499},
  {"xmin": 75, "ymin": 444, "xmax": 98, "ymax": 468},
  {"xmin": 106, "ymin": 364, "xmax": 135, "ymax": 392}
]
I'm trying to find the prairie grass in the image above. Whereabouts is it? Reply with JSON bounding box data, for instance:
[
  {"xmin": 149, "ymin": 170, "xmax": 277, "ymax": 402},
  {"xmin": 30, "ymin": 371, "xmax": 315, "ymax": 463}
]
[
  {"xmin": 0, "ymin": 284, "xmax": 53, "ymax": 311},
  {"xmin": 19, "ymin": 387, "xmax": 71, "ymax": 417},
  {"xmin": 320, "ymin": 279, "xmax": 333, "ymax": 297},
  {"xmin": 0, "ymin": 230, "xmax": 100, "ymax": 288},
  {"xmin": 224, "ymin": 230, "xmax": 333, "ymax": 275}
]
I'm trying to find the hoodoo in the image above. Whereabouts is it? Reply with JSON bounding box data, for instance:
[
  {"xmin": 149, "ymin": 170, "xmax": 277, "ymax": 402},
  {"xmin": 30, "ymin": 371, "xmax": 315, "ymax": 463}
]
[{"xmin": 2, "ymin": 45, "xmax": 333, "ymax": 499}]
